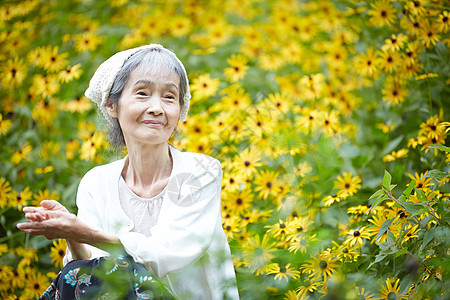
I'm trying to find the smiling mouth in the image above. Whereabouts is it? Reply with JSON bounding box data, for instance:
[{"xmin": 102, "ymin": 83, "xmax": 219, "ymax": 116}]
[{"xmin": 143, "ymin": 120, "xmax": 163, "ymax": 125}]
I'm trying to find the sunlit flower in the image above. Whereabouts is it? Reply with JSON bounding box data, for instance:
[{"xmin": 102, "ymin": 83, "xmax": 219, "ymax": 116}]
[
  {"xmin": 301, "ymin": 248, "xmax": 339, "ymax": 281},
  {"xmin": 322, "ymin": 194, "xmax": 342, "ymax": 206},
  {"xmin": 368, "ymin": 0, "xmax": 397, "ymax": 27},
  {"xmin": 254, "ymin": 170, "xmax": 281, "ymax": 200},
  {"xmin": 42, "ymin": 46, "xmax": 69, "ymax": 73},
  {"xmin": 33, "ymin": 189, "xmax": 60, "ymax": 206},
  {"xmin": 60, "ymin": 96, "xmax": 93, "ymax": 113},
  {"xmin": 437, "ymin": 11, "xmax": 450, "ymax": 33},
  {"xmin": 383, "ymin": 148, "xmax": 409, "ymax": 162},
  {"xmin": 344, "ymin": 227, "xmax": 371, "ymax": 247},
  {"xmin": 0, "ymin": 177, "xmax": 13, "ymax": 209},
  {"xmin": 58, "ymin": 64, "xmax": 83, "ymax": 83},
  {"xmin": 378, "ymin": 50, "xmax": 402, "ymax": 73},
  {"xmin": 23, "ymin": 271, "xmax": 49, "ymax": 298},
  {"xmin": 408, "ymin": 172, "xmax": 433, "ymax": 190},
  {"xmin": 190, "ymin": 74, "xmax": 220, "ymax": 99},
  {"xmin": 1, "ymin": 57, "xmax": 28, "ymax": 88},
  {"xmin": 266, "ymin": 263, "xmax": 300, "ymax": 281},
  {"xmin": 334, "ymin": 172, "xmax": 361, "ymax": 199},
  {"xmin": 11, "ymin": 142, "xmax": 33, "ymax": 165},
  {"xmin": 10, "ymin": 187, "xmax": 32, "ymax": 211},
  {"xmin": 402, "ymin": 224, "xmax": 420, "ymax": 244},
  {"xmin": 224, "ymin": 54, "xmax": 249, "ymax": 82},
  {"xmin": 380, "ymin": 277, "xmax": 403, "ymax": 299},
  {"xmin": 381, "ymin": 34, "xmax": 408, "ymax": 52},
  {"xmin": 0, "ymin": 113, "xmax": 12, "ymax": 135},
  {"xmin": 419, "ymin": 21, "xmax": 440, "ymax": 48},
  {"xmin": 50, "ymin": 239, "xmax": 67, "ymax": 268},
  {"xmin": 242, "ymin": 234, "xmax": 277, "ymax": 274},
  {"xmin": 74, "ymin": 31, "xmax": 104, "ymax": 52}
]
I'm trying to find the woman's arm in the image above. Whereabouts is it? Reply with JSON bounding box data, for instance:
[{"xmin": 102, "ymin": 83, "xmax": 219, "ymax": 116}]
[{"xmin": 17, "ymin": 200, "xmax": 122, "ymax": 257}]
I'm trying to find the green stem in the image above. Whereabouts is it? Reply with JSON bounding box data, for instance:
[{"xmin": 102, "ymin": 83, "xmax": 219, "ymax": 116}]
[{"xmin": 0, "ymin": 231, "xmax": 22, "ymax": 243}]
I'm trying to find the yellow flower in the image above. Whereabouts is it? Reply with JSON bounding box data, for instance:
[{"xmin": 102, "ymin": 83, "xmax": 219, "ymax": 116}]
[
  {"xmin": 60, "ymin": 96, "xmax": 93, "ymax": 113},
  {"xmin": 0, "ymin": 177, "xmax": 13, "ymax": 209},
  {"xmin": 23, "ymin": 271, "xmax": 49, "ymax": 299},
  {"xmin": 65, "ymin": 139, "xmax": 80, "ymax": 160},
  {"xmin": 50, "ymin": 239, "xmax": 67, "ymax": 268},
  {"xmin": 0, "ymin": 113, "xmax": 12, "ymax": 135},
  {"xmin": 420, "ymin": 21, "xmax": 440, "ymax": 48},
  {"xmin": 1, "ymin": 57, "xmax": 28, "ymax": 88},
  {"xmin": 224, "ymin": 54, "xmax": 249, "ymax": 82},
  {"xmin": 381, "ymin": 34, "xmax": 408, "ymax": 52},
  {"xmin": 242, "ymin": 234, "xmax": 277, "ymax": 274},
  {"xmin": 32, "ymin": 189, "xmax": 60, "ymax": 206},
  {"xmin": 11, "ymin": 142, "xmax": 33, "ymax": 165},
  {"xmin": 408, "ymin": 172, "xmax": 434, "ymax": 190},
  {"xmin": 169, "ymin": 16, "xmax": 192, "ymax": 37},
  {"xmin": 437, "ymin": 11, "xmax": 450, "ymax": 33},
  {"xmin": 231, "ymin": 146, "xmax": 263, "ymax": 178},
  {"xmin": 223, "ymin": 188, "xmax": 254, "ymax": 215},
  {"xmin": 380, "ymin": 277, "xmax": 403, "ymax": 299},
  {"xmin": 10, "ymin": 187, "xmax": 32, "ymax": 211},
  {"xmin": 301, "ymin": 248, "xmax": 339, "ymax": 281},
  {"xmin": 344, "ymin": 227, "xmax": 371, "ymax": 247},
  {"xmin": 322, "ymin": 194, "xmax": 342, "ymax": 207},
  {"xmin": 383, "ymin": 148, "xmax": 409, "ymax": 162},
  {"xmin": 254, "ymin": 170, "xmax": 281, "ymax": 200},
  {"xmin": 58, "ymin": 64, "xmax": 83, "ymax": 83},
  {"xmin": 334, "ymin": 172, "xmax": 361, "ymax": 199},
  {"xmin": 402, "ymin": 224, "xmax": 420, "ymax": 244},
  {"xmin": 378, "ymin": 50, "xmax": 403, "ymax": 73},
  {"xmin": 266, "ymin": 263, "xmax": 300, "ymax": 281},
  {"xmin": 190, "ymin": 74, "xmax": 220, "ymax": 99},
  {"xmin": 368, "ymin": 0, "xmax": 397, "ymax": 27},
  {"xmin": 74, "ymin": 31, "xmax": 104, "ymax": 52},
  {"xmin": 42, "ymin": 46, "xmax": 69, "ymax": 73}
]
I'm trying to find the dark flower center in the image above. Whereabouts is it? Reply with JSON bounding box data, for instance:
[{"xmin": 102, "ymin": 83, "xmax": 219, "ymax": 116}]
[
  {"xmin": 319, "ymin": 260, "xmax": 328, "ymax": 269},
  {"xmin": 244, "ymin": 161, "xmax": 250, "ymax": 166},
  {"xmin": 266, "ymin": 181, "xmax": 272, "ymax": 188},
  {"xmin": 353, "ymin": 231, "xmax": 360, "ymax": 237},
  {"xmin": 345, "ymin": 183, "xmax": 350, "ymax": 188},
  {"xmin": 280, "ymin": 266, "xmax": 287, "ymax": 273}
]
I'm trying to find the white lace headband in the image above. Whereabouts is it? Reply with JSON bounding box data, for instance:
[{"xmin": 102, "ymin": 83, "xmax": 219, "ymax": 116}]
[{"xmin": 85, "ymin": 44, "xmax": 191, "ymax": 125}]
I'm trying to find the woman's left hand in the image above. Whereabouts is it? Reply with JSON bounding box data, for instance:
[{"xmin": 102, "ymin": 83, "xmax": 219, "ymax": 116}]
[{"xmin": 17, "ymin": 200, "xmax": 79, "ymax": 240}]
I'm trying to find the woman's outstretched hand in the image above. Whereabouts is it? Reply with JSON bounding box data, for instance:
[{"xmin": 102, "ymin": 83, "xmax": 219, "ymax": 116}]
[{"xmin": 17, "ymin": 200, "xmax": 78, "ymax": 240}]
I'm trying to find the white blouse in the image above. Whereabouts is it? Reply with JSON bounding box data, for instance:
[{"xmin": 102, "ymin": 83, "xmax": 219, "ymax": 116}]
[
  {"xmin": 118, "ymin": 176, "xmax": 166, "ymax": 237},
  {"xmin": 63, "ymin": 144, "xmax": 239, "ymax": 299}
]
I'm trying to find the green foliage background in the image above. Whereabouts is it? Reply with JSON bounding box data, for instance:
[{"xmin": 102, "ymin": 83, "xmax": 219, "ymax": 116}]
[{"xmin": 0, "ymin": 0, "xmax": 449, "ymax": 299}]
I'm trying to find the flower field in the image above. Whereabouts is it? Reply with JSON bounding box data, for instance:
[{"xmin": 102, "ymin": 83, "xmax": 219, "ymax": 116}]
[{"xmin": 0, "ymin": 0, "xmax": 449, "ymax": 299}]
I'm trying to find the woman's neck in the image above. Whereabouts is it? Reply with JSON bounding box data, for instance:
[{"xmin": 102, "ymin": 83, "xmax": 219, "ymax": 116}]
[{"xmin": 122, "ymin": 142, "xmax": 173, "ymax": 192}]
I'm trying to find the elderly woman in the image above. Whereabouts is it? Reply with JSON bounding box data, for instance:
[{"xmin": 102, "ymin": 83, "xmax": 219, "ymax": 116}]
[{"xmin": 17, "ymin": 44, "xmax": 239, "ymax": 299}]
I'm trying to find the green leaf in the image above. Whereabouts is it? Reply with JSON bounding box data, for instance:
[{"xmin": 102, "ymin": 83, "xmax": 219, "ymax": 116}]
[
  {"xmin": 395, "ymin": 248, "xmax": 407, "ymax": 258},
  {"xmin": 399, "ymin": 274, "xmax": 413, "ymax": 295},
  {"xmin": 376, "ymin": 217, "xmax": 395, "ymax": 245},
  {"xmin": 382, "ymin": 170, "xmax": 392, "ymax": 191},
  {"xmin": 424, "ymin": 169, "xmax": 449, "ymax": 181},
  {"xmin": 367, "ymin": 195, "xmax": 389, "ymax": 214},
  {"xmin": 420, "ymin": 229, "xmax": 435, "ymax": 252},
  {"xmin": 428, "ymin": 144, "xmax": 450, "ymax": 153},
  {"xmin": 387, "ymin": 230, "xmax": 396, "ymax": 243},
  {"xmin": 369, "ymin": 189, "xmax": 384, "ymax": 200},
  {"xmin": 367, "ymin": 253, "xmax": 387, "ymax": 269},
  {"xmin": 403, "ymin": 180, "xmax": 416, "ymax": 198},
  {"xmin": 415, "ymin": 189, "xmax": 428, "ymax": 203}
]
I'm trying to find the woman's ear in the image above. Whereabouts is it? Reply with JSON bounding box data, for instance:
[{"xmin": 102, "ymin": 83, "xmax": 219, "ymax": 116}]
[{"xmin": 105, "ymin": 103, "xmax": 118, "ymax": 118}]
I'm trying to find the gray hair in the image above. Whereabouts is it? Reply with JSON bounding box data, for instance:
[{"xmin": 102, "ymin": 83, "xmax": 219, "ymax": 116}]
[{"xmin": 105, "ymin": 47, "xmax": 187, "ymax": 150}]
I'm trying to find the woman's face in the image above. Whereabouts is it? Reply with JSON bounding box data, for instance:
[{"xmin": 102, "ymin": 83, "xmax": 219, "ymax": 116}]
[{"xmin": 108, "ymin": 67, "xmax": 181, "ymax": 148}]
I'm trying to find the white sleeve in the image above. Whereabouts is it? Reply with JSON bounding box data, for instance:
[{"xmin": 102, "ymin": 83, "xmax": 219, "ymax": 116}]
[
  {"xmin": 116, "ymin": 159, "xmax": 223, "ymax": 278},
  {"xmin": 62, "ymin": 174, "xmax": 109, "ymax": 266}
]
